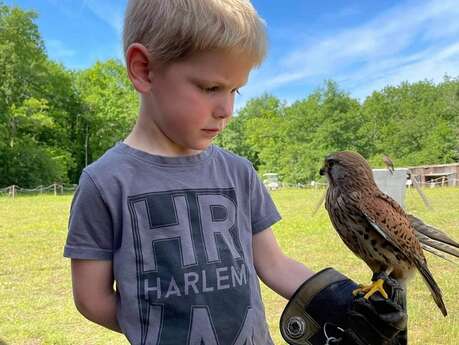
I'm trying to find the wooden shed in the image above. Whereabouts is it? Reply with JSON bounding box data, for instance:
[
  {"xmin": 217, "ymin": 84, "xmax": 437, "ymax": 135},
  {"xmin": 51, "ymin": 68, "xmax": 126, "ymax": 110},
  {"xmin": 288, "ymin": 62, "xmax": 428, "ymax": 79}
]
[{"xmin": 408, "ymin": 162, "xmax": 459, "ymax": 187}]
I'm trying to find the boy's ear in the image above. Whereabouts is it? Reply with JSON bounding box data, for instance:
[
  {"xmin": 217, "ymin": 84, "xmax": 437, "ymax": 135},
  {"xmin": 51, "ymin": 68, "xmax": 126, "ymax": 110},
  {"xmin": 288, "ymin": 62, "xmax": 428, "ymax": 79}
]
[{"xmin": 125, "ymin": 43, "xmax": 154, "ymax": 93}]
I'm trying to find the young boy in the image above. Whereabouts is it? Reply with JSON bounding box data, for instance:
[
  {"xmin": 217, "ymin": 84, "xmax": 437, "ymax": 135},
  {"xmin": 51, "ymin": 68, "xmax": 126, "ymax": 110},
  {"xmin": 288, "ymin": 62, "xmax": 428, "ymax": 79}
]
[
  {"xmin": 64, "ymin": 1, "xmax": 406, "ymax": 344},
  {"xmin": 65, "ymin": 1, "xmax": 313, "ymax": 343}
]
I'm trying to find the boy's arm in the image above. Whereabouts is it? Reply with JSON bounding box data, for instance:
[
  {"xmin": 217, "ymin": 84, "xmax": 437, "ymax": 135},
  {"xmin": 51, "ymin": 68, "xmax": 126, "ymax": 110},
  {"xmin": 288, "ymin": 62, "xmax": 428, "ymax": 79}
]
[
  {"xmin": 253, "ymin": 229, "xmax": 407, "ymax": 345},
  {"xmin": 71, "ymin": 259, "xmax": 122, "ymax": 333},
  {"xmin": 252, "ymin": 228, "xmax": 314, "ymax": 299}
]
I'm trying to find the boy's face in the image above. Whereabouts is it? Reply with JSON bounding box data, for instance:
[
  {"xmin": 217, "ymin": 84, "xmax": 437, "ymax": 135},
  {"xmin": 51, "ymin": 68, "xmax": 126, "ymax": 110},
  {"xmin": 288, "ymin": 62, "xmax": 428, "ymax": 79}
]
[{"xmin": 145, "ymin": 49, "xmax": 253, "ymax": 156}]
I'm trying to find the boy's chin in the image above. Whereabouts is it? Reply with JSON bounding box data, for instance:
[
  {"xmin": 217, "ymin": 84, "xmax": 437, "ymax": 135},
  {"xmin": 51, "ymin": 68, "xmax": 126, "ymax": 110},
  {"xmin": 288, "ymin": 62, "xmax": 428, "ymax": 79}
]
[
  {"xmin": 177, "ymin": 141, "xmax": 212, "ymax": 155},
  {"xmin": 191, "ymin": 143, "xmax": 212, "ymax": 153},
  {"xmin": 190, "ymin": 139, "xmax": 214, "ymax": 150}
]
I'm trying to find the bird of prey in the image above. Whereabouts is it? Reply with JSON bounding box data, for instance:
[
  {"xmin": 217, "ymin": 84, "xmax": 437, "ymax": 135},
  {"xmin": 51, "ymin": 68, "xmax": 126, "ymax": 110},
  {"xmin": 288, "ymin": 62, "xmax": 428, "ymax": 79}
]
[
  {"xmin": 319, "ymin": 151, "xmax": 457, "ymax": 317},
  {"xmin": 383, "ymin": 154, "xmax": 395, "ymax": 175}
]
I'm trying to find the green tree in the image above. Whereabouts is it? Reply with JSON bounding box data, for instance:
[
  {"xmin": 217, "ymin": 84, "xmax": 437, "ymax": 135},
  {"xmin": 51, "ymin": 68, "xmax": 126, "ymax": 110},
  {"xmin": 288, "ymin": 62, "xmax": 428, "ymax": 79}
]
[
  {"xmin": 0, "ymin": 3, "xmax": 47, "ymax": 115},
  {"xmin": 74, "ymin": 60, "xmax": 138, "ymax": 168},
  {"xmin": 215, "ymin": 94, "xmax": 285, "ymax": 170},
  {"xmin": 246, "ymin": 81, "xmax": 365, "ymax": 183},
  {"xmin": 0, "ymin": 3, "xmax": 82, "ymax": 186},
  {"xmin": 0, "ymin": 137, "xmax": 63, "ymax": 187},
  {"xmin": 362, "ymin": 78, "xmax": 459, "ymax": 167},
  {"xmin": 0, "ymin": 3, "xmax": 63, "ymax": 187}
]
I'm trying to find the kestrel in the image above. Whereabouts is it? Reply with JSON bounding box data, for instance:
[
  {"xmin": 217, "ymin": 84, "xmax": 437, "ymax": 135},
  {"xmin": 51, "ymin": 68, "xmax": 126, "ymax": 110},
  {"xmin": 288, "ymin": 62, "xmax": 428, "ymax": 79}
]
[{"xmin": 319, "ymin": 151, "xmax": 455, "ymax": 316}]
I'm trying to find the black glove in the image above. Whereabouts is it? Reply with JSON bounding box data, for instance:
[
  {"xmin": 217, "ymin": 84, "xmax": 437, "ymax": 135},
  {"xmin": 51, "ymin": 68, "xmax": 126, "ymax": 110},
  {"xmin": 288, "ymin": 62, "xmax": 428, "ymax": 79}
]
[{"xmin": 280, "ymin": 268, "xmax": 407, "ymax": 345}]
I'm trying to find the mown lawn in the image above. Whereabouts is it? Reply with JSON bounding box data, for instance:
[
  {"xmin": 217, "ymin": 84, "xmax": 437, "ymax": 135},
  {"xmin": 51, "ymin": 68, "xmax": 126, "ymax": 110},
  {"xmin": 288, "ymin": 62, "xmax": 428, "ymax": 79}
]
[{"xmin": 1, "ymin": 188, "xmax": 458, "ymax": 344}]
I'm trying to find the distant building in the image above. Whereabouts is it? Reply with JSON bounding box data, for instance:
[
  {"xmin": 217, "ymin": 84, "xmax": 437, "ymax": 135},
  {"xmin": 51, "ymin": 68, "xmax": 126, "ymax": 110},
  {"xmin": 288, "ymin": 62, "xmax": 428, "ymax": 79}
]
[{"xmin": 408, "ymin": 162, "xmax": 459, "ymax": 187}]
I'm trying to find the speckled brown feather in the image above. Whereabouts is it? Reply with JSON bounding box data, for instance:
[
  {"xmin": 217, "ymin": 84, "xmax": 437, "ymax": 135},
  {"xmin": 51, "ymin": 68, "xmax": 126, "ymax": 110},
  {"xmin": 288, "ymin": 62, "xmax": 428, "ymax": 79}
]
[
  {"xmin": 360, "ymin": 191, "xmax": 426, "ymax": 269},
  {"xmin": 321, "ymin": 151, "xmax": 447, "ymax": 316}
]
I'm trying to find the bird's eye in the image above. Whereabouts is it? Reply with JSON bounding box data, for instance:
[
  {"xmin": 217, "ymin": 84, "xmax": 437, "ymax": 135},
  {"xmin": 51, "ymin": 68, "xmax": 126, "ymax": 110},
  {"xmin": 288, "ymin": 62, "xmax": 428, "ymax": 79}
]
[{"xmin": 327, "ymin": 160, "xmax": 335, "ymax": 168}]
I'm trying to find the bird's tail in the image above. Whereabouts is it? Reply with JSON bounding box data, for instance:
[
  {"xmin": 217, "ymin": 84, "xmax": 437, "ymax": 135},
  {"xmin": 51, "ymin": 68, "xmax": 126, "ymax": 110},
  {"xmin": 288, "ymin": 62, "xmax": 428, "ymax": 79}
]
[
  {"xmin": 414, "ymin": 259, "xmax": 447, "ymax": 317},
  {"xmin": 408, "ymin": 214, "xmax": 459, "ymax": 261}
]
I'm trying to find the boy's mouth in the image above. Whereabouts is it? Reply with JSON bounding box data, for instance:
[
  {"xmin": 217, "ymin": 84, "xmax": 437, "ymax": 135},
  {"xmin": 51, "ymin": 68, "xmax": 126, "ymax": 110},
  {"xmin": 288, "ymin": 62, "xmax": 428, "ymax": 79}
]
[
  {"xmin": 202, "ymin": 128, "xmax": 219, "ymax": 133},
  {"xmin": 202, "ymin": 128, "xmax": 220, "ymax": 137}
]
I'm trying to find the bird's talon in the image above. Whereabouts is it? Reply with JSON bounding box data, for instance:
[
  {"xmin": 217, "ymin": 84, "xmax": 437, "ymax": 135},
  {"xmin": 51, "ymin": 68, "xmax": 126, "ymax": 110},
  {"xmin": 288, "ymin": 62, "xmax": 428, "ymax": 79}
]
[{"xmin": 353, "ymin": 279, "xmax": 388, "ymax": 299}]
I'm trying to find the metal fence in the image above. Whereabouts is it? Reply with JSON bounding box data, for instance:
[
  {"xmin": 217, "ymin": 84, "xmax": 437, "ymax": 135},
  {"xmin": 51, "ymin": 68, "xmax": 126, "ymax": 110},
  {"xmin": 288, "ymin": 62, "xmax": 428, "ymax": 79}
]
[
  {"xmin": 0, "ymin": 184, "xmax": 77, "ymax": 198},
  {"xmin": 1, "ymin": 177, "xmax": 457, "ymax": 198}
]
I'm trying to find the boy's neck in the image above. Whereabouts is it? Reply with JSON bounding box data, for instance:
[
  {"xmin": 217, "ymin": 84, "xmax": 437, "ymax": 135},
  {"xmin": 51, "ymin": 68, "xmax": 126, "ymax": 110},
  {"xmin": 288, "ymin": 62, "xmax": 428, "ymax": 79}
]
[{"xmin": 124, "ymin": 113, "xmax": 203, "ymax": 157}]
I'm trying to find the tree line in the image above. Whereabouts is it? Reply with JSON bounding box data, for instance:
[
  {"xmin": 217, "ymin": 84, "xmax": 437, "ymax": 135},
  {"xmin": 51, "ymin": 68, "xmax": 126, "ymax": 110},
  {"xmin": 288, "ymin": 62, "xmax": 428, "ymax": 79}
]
[{"xmin": 1, "ymin": 3, "xmax": 458, "ymax": 187}]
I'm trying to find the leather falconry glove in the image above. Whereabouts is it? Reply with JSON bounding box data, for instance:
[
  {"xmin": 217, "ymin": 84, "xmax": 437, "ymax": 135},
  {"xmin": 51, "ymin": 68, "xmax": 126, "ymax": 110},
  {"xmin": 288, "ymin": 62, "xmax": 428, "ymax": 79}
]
[{"xmin": 280, "ymin": 268, "xmax": 407, "ymax": 345}]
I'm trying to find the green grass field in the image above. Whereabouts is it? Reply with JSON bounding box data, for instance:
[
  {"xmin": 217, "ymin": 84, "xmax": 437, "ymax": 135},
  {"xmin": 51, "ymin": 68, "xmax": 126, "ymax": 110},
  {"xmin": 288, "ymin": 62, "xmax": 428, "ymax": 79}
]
[{"xmin": 1, "ymin": 188, "xmax": 458, "ymax": 344}]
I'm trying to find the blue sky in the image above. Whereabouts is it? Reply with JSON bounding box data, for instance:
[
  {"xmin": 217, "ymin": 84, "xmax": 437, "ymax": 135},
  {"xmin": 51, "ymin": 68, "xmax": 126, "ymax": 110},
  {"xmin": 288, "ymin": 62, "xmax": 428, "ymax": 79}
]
[{"xmin": 5, "ymin": 0, "xmax": 459, "ymax": 108}]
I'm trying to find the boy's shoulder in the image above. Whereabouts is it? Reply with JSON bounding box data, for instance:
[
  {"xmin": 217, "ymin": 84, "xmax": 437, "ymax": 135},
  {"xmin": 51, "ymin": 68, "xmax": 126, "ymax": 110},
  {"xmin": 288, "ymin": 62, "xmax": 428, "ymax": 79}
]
[
  {"xmin": 80, "ymin": 142, "xmax": 139, "ymax": 191},
  {"xmin": 214, "ymin": 145, "xmax": 256, "ymax": 178},
  {"xmin": 83, "ymin": 142, "xmax": 126, "ymax": 176},
  {"xmin": 214, "ymin": 145, "xmax": 252, "ymax": 168}
]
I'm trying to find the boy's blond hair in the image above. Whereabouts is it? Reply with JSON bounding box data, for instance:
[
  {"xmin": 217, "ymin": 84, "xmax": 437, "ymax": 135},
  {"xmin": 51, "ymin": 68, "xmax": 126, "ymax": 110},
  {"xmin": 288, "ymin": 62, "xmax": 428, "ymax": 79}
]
[{"xmin": 123, "ymin": 0, "xmax": 267, "ymax": 66}]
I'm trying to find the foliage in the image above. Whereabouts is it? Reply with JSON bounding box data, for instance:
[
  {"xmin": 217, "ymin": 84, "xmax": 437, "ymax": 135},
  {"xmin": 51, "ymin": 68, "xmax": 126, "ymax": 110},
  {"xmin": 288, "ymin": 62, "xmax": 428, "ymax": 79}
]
[
  {"xmin": 219, "ymin": 78, "xmax": 459, "ymax": 183},
  {"xmin": 0, "ymin": 2, "xmax": 458, "ymax": 187},
  {"xmin": 74, "ymin": 60, "xmax": 138, "ymax": 163},
  {"xmin": 0, "ymin": 3, "xmax": 77, "ymax": 187},
  {"xmin": 0, "ymin": 3, "xmax": 136, "ymax": 187},
  {"xmin": 215, "ymin": 94, "xmax": 286, "ymax": 170},
  {"xmin": 361, "ymin": 79, "xmax": 459, "ymax": 167},
  {"xmin": 0, "ymin": 137, "xmax": 63, "ymax": 186}
]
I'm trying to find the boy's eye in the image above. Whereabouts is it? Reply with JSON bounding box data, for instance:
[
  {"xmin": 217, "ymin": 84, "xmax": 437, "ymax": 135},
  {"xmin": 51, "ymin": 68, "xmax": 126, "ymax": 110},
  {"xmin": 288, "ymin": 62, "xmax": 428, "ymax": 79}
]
[
  {"xmin": 200, "ymin": 85, "xmax": 241, "ymax": 95},
  {"xmin": 202, "ymin": 86, "xmax": 219, "ymax": 93}
]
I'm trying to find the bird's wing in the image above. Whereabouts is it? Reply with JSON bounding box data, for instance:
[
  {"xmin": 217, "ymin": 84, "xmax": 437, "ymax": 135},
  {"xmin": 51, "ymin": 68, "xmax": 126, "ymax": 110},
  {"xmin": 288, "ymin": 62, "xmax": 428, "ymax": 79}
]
[
  {"xmin": 416, "ymin": 231, "xmax": 459, "ymax": 259},
  {"xmin": 370, "ymin": 192, "xmax": 459, "ymax": 260},
  {"xmin": 407, "ymin": 213, "xmax": 459, "ymax": 248},
  {"xmin": 359, "ymin": 191, "xmax": 422, "ymax": 261},
  {"xmin": 360, "ymin": 192, "xmax": 448, "ymax": 316},
  {"xmin": 407, "ymin": 214, "xmax": 459, "ymax": 260},
  {"xmin": 420, "ymin": 241, "xmax": 458, "ymax": 263}
]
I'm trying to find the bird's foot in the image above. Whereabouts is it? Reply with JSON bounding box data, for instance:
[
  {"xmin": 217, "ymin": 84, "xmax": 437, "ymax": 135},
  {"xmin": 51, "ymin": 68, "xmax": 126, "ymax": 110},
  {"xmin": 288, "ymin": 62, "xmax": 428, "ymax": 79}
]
[{"xmin": 352, "ymin": 279, "xmax": 389, "ymax": 299}]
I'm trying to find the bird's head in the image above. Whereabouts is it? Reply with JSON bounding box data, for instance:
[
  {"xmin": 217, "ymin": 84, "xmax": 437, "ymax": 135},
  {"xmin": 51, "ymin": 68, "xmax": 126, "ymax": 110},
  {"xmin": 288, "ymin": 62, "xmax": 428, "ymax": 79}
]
[{"xmin": 319, "ymin": 151, "xmax": 377, "ymax": 191}]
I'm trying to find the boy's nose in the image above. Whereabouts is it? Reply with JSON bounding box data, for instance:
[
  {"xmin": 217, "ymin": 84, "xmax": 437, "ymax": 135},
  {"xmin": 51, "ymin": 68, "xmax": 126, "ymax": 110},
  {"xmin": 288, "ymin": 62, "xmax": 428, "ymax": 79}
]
[{"xmin": 213, "ymin": 94, "xmax": 234, "ymax": 119}]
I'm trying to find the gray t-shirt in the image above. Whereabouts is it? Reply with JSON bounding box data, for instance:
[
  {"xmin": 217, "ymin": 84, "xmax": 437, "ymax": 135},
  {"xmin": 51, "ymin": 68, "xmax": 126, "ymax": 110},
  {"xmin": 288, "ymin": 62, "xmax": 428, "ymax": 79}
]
[{"xmin": 64, "ymin": 142, "xmax": 281, "ymax": 345}]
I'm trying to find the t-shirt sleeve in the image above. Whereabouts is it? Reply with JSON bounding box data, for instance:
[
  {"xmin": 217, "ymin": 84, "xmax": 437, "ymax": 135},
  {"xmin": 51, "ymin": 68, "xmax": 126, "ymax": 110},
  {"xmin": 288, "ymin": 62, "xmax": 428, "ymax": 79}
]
[
  {"xmin": 63, "ymin": 171, "xmax": 114, "ymax": 260},
  {"xmin": 249, "ymin": 165, "xmax": 281, "ymax": 234}
]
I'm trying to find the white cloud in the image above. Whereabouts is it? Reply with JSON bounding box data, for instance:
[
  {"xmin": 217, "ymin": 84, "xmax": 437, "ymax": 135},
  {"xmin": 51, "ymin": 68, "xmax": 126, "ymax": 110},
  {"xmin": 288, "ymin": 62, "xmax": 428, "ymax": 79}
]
[
  {"xmin": 248, "ymin": 0, "xmax": 459, "ymax": 101},
  {"xmin": 44, "ymin": 0, "xmax": 124, "ymax": 34},
  {"xmin": 45, "ymin": 39, "xmax": 76, "ymax": 58},
  {"xmin": 82, "ymin": 0, "xmax": 124, "ymax": 34},
  {"xmin": 349, "ymin": 42, "xmax": 459, "ymax": 99}
]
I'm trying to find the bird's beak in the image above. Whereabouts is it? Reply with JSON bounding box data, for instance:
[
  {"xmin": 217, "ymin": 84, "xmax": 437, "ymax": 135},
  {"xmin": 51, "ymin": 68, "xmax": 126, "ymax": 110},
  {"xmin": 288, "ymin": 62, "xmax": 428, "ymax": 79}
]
[{"xmin": 319, "ymin": 167, "xmax": 326, "ymax": 176}]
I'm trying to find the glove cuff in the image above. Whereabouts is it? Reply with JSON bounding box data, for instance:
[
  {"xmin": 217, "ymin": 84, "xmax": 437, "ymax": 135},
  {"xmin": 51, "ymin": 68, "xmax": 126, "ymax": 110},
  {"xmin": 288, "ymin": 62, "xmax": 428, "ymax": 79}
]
[{"xmin": 280, "ymin": 268, "xmax": 353, "ymax": 345}]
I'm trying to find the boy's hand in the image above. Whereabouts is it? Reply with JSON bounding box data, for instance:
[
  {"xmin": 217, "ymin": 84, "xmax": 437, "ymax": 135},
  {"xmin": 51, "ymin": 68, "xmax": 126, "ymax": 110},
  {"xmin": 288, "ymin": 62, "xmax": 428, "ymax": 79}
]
[{"xmin": 280, "ymin": 268, "xmax": 407, "ymax": 345}]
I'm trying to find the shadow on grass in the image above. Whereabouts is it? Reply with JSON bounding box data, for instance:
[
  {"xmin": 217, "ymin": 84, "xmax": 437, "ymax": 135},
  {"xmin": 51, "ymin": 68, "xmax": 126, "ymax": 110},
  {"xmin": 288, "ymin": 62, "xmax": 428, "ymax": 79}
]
[{"xmin": 0, "ymin": 339, "xmax": 8, "ymax": 345}]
